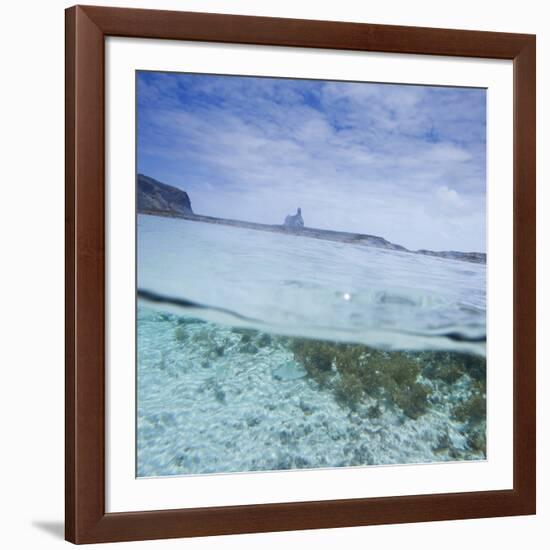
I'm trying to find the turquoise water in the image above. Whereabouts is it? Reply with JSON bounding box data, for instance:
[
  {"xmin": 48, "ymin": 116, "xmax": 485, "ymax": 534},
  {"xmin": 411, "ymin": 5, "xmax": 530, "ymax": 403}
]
[{"xmin": 137, "ymin": 214, "xmax": 486, "ymax": 477}]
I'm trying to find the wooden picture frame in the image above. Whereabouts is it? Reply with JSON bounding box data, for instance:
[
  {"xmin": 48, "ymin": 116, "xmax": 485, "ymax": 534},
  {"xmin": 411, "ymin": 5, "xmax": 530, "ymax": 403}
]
[{"xmin": 65, "ymin": 4, "xmax": 536, "ymax": 544}]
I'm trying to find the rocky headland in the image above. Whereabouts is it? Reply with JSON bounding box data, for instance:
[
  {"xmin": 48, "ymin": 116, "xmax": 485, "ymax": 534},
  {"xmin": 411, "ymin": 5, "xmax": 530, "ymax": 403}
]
[{"xmin": 138, "ymin": 174, "xmax": 193, "ymax": 216}]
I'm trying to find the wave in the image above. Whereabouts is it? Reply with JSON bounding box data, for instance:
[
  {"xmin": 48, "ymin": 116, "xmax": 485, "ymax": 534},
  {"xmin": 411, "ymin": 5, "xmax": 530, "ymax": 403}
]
[{"xmin": 137, "ymin": 287, "xmax": 486, "ymax": 356}]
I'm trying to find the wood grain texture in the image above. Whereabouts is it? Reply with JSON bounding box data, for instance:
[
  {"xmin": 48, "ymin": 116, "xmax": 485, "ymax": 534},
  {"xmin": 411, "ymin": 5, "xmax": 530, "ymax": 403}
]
[
  {"xmin": 65, "ymin": 6, "xmax": 106, "ymax": 543},
  {"xmin": 65, "ymin": 7, "xmax": 76, "ymax": 542},
  {"xmin": 512, "ymin": 35, "xmax": 536, "ymax": 511},
  {"xmin": 82, "ymin": 4, "xmax": 529, "ymax": 59},
  {"xmin": 65, "ymin": 5, "xmax": 536, "ymax": 544}
]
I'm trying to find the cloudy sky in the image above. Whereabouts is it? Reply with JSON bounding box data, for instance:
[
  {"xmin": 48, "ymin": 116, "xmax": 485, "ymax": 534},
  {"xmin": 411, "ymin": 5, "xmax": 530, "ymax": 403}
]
[{"xmin": 137, "ymin": 71, "xmax": 486, "ymax": 252}]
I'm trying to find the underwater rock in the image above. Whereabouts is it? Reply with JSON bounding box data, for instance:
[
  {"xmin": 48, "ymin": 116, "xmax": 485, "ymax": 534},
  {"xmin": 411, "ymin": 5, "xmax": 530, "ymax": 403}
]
[
  {"xmin": 294, "ymin": 456, "xmax": 310, "ymax": 468},
  {"xmin": 198, "ymin": 377, "xmax": 227, "ymax": 404},
  {"xmin": 366, "ymin": 404, "xmax": 383, "ymax": 419},
  {"xmin": 452, "ymin": 384, "xmax": 486, "ymax": 423},
  {"xmin": 174, "ymin": 326, "xmax": 188, "ymax": 342},
  {"xmin": 432, "ymin": 428, "xmax": 451, "ymax": 453},
  {"xmin": 245, "ymin": 414, "xmax": 261, "ymax": 428},
  {"xmin": 279, "ymin": 430, "xmax": 293, "ymax": 445},
  {"xmin": 299, "ymin": 398, "xmax": 315, "ymax": 414},
  {"xmin": 232, "ymin": 327, "xmax": 255, "ymax": 342},
  {"xmin": 256, "ymin": 333, "xmax": 273, "ymax": 348},
  {"xmin": 273, "ymin": 361, "xmax": 307, "ymax": 381},
  {"xmin": 214, "ymin": 387, "xmax": 226, "ymax": 404},
  {"xmin": 348, "ymin": 443, "xmax": 375, "ymax": 465},
  {"xmin": 467, "ymin": 424, "xmax": 486, "ymax": 453},
  {"xmin": 239, "ymin": 342, "xmax": 259, "ymax": 354},
  {"xmin": 276, "ymin": 453, "xmax": 294, "ymax": 470}
]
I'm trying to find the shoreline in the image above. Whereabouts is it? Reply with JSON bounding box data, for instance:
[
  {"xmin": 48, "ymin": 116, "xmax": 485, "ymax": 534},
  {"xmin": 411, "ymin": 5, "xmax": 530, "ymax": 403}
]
[{"xmin": 138, "ymin": 209, "xmax": 486, "ymax": 264}]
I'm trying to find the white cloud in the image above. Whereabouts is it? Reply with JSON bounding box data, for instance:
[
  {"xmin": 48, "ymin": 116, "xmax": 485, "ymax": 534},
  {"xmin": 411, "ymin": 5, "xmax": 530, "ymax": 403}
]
[
  {"xmin": 436, "ymin": 185, "xmax": 465, "ymax": 209},
  {"xmin": 137, "ymin": 73, "xmax": 486, "ymax": 252}
]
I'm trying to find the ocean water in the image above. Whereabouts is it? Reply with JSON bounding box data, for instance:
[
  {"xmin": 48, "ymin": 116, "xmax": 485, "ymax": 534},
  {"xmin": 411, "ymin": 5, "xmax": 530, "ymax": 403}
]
[{"xmin": 137, "ymin": 214, "xmax": 486, "ymax": 477}]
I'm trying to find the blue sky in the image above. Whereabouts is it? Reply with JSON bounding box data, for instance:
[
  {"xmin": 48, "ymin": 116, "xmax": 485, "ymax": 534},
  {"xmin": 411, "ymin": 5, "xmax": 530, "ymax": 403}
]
[{"xmin": 137, "ymin": 71, "xmax": 486, "ymax": 252}]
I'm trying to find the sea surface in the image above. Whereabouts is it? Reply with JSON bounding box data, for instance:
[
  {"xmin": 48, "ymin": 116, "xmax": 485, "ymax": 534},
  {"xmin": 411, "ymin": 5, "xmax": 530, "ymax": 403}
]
[{"xmin": 137, "ymin": 214, "xmax": 487, "ymax": 477}]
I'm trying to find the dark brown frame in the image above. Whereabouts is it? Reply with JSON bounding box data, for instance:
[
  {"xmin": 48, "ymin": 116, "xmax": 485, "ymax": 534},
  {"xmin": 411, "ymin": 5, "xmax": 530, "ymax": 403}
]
[{"xmin": 65, "ymin": 4, "xmax": 536, "ymax": 544}]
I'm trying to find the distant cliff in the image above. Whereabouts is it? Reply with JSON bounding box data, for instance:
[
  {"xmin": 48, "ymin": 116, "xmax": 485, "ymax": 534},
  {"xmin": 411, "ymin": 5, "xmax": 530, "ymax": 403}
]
[
  {"xmin": 416, "ymin": 250, "xmax": 486, "ymax": 264},
  {"xmin": 137, "ymin": 174, "xmax": 485, "ymax": 264},
  {"xmin": 137, "ymin": 174, "xmax": 193, "ymax": 216}
]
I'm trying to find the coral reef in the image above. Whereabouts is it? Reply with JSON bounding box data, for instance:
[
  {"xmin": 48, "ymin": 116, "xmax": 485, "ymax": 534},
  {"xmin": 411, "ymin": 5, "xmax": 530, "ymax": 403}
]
[
  {"xmin": 138, "ymin": 309, "xmax": 488, "ymax": 476},
  {"xmin": 418, "ymin": 350, "xmax": 487, "ymax": 454},
  {"xmin": 290, "ymin": 339, "xmax": 431, "ymax": 419},
  {"xmin": 420, "ymin": 350, "xmax": 486, "ymax": 384},
  {"xmin": 289, "ymin": 336, "xmax": 487, "ymax": 444}
]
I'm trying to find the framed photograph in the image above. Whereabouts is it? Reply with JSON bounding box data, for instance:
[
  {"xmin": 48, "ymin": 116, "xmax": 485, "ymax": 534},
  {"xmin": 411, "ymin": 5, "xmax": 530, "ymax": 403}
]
[{"xmin": 65, "ymin": 5, "xmax": 536, "ymax": 544}]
